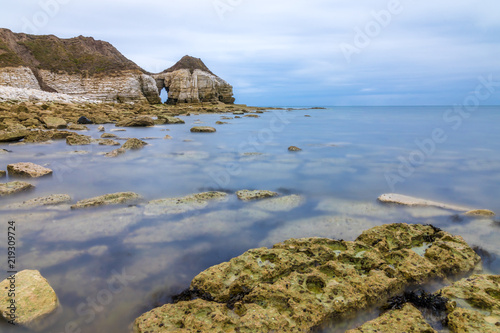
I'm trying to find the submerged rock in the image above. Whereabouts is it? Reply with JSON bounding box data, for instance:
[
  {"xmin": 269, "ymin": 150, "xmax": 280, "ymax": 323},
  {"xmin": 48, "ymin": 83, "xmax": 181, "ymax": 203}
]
[
  {"xmin": 236, "ymin": 189, "xmax": 279, "ymax": 201},
  {"xmin": 7, "ymin": 162, "xmax": 53, "ymax": 178},
  {"xmin": 190, "ymin": 126, "xmax": 216, "ymax": 133},
  {"xmin": 3, "ymin": 194, "xmax": 71, "ymax": 210},
  {"xmin": 0, "ymin": 181, "xmax": 34, "ymax": 196},
  {"xmin": 0, "ymin": 270, "xmax": 60, "ymax": 330},
  {"xmin": 145, "ymin": 191, "xmax": 227, "ymax": 216},
  {"xmin": 346, "ymin": 303, "xmax": 436, "ymax": 333},
  {"xmin": 378, "ymin": 193, "xmax": 473, "ymax": 211},
  {"xmin": 464, "ymin": 209, "xmax": 496, "ymax": 218},
  {"xmin": 251, "ymin": 194, "xmax": 305, "ymax": 212},
  {"xmin": 133, "ymin": 223, "xmax": 480, "ymax": 333},
  {"xmin": 71, "ymin": 192, "xmax": 141, "ymax": 209},
  {"xmin": 122, "ymin": 138, "xmax": 147, "ymax": 150},
  {"xmin": 105, "ymin": 148, "xmax": 126, "ymax": 157}
]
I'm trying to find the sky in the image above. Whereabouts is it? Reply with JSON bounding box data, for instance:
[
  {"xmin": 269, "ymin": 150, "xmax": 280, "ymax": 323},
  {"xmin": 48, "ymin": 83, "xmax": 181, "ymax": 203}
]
[{"xmin": 1, "ymin": 0, "xmax": 500, "ymax": 106}]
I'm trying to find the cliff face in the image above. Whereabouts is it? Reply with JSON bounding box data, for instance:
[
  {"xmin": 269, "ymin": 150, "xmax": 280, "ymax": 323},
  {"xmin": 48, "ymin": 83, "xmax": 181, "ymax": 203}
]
[
  {"xmin": 0, "ymin": 28, "xmax": 160, "ymax": 103},
  {"xmin": 153, "ymin": 56, "xmax": 235, "ymax": 105}
]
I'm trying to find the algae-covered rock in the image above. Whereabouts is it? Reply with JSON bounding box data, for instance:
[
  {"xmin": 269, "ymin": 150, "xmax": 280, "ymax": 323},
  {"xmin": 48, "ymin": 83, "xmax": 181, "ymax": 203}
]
[
  {"xmin": 3, "ymin": 194, "xmax": 71, "ymax": 210},
  {"xmin": 122, "ymin": 138, "xmax": 147, "ymax": 149},
  {"xmin": 145, "ymin": 191, "xmax": 228, "ymax": 216},
  {"xmin": 465, "ymin": 209, "xmax": 496, "ymax": 218},
  {"xmin": 116, "ymin": 116, "xmax": 154, "ymax": 127},
  {"xmin": 71, "ymin": 192, "xmax": 141, "ymax": 209},
  {"xmin": 133, "ymin": 223, "xmax": 480, "ymax": 333},
  {"xmin": 236, "ymin": 189, "xmax": 279, "ymax": 201},
  {"xmin": 190, "ymin": 126, "xmax": 216, "ymax": 133},
  {"xmin": 159, "ymin": 115, "xmax": 185, "ymax": 124},
  {"xmin": 0, "ymin": 270, "xmax": 60, "ymax": 330},
  {"xmin": 66, "ymin": 134, "xmax": 91, "ymax": 146},
  {"xmin": 346, "ymin": 303, "xmax": 436, "ymax": 333},
  {"xmin": 0, "ymin": 181, "xmax": 34, "ymax": 196},
  {"xmin": 447, "ymin": 308, "xmax": 500, "ymax": 333},
  {"xmin": 41, "ymin": 116, "xmax": 67, "ymax": 129},
  {"xmin": 7, "ymin": 162, "xmax": 53, "ymax": 178}
]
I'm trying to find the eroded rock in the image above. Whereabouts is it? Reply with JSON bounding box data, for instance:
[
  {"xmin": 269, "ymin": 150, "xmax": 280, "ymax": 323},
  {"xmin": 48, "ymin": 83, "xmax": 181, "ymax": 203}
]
[
  {"xmin": 236, "ymin": 189, "xmax": 279, "ymax": 201},
  {"xmin": 145, "ymin": 191, "xmax": 227, "ymax": 216},
  {"xmin": 3, "ymin": 194, "xmax": 71, "ymax": 210},
  {"xmin": 288, "ymin": 146, "xmax": 302, "ymax": 151},
  {"xmin": 0, "ymin": 181, "xmax": 34, "ymax": 196},
  {"xmin": 116, "ymin": 116, "xmax": 154, "ymax": 127},
  {"xmin": 190, "ymin": 126, "xmax": 216, "ymax": 133},
  {"xmin": 0, "ymin": 129, "xmax": 29, "ymax": 142},
  {"xmin": 122, "ymin": 138, "xmax": 147, "ymax": 150},
  {"xmin": 7, "ymin": 162, "xmax": 53, "ymax": 178},
  {"xmin": 105, "ymin": 148, "xmax": 126, "ymax": 157},
  {"xmin": 41, "ymin": 116, "xmax": 67, "ymax": 129},
  {"xmin": 71, "ymin": 192, "xmax": 141, "ymax": 209},
  {"xmin": 66, "ymin": 134, "xmax": 91, "ymax": 146},
  {"xmin": 159, "ymin": 115, "xmax": 185, "ymax": 124}
]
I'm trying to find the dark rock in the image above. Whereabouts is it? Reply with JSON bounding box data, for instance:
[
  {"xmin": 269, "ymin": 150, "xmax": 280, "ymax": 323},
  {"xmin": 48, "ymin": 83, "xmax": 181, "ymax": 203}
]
[{"xmin": 77, "ymin": 116, "xmax": 93, "ymax": 124}]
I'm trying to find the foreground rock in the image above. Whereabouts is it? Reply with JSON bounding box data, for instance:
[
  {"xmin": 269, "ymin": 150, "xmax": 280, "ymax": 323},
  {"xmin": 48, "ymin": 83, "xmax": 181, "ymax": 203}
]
[
  {"xmin": 133, "ymin": 223, "xmax": 480, "ymax": 332},
  {"xmin": 3, "ymin": 194, "xmax": 71, "ymax": 210},
  {"xmin": 7, "ymin": 162, "xmax": 53, "ymax": 178},
  {"xmin": 190, "ymin": 126, "xmax": 216, "ymax": 133},
  {"xmin": 0, "ymin": 181, "xmax": 34, "ymax": 196},
  {"xmin": 0, "ymin": 129, "xmax": 29, "ymax": 142},
  {"xmin": 122, "ymin": 138, "xmax": 147, "ymax": 150},
  {"xmin": 440, "ymin": 274, "xmax": 500, "ymax": 332},
  {"xmin": 0, "ymin": 170, "xmax": 5, "ymax": 178},
  {"xmin": 0, "ymin": 270, "xmax": 59, "ymax": 330},
  {"xmin": 71, "ymin": 192, "xmax": 141, "ymax": 209},
  {"xmin": 346, "ymin": 303, "xmax": 436, "ymax": 333},
  {"xmin": 145, "ymin": 191, "xmax": 228, "ymax": 216},
  {"xmin": 236, "ymin": 189, "xmax": 279, "ymax": 201},
  {"xmin": 378, "ymin": 193, "xmax": 495, "ymax": 217}
]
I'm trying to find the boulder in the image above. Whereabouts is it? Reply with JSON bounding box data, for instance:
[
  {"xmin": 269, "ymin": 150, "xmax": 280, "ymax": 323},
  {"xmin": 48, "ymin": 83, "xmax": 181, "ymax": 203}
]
[
  {"xmin": 0, "ymin": 181, "xmax": 34, "ymax": 196},
  {"xmin": 71, "ymin": 192, "xmax": 141, "ymax": 209},
  {"xmin": 159, "ymin": 115, "xmax": 185, "ymax": 124},
  {"xmin": 236, "ymin": 189, "xmax": 279, "ymax": 201},
  {"xmin": 116, "ymin": 116, "xmax": 154, "ymax": 127},
  {"xmin": 133, "ymin": 223, "xmax": 480, "ymax": 333},
  {"xmin": 66, "ymin": 134, "xmax": 91, "ymax": 146},
  {"xmin": 190, "ymin": 126, "xmax": 216, "ymax": 133},
  {"xmin": 0, "ymin": 270, "xmax": 59, "ymax": 330},
  {"xmin": 122, "ymin": 138, "xmax": 147, "ymax": 150},
  {"xmin": 0, "ymin": 129, "xmax": 29, "ymax": 142},
  {"xmin": 77, "ymin": 116, "xmax": 93, "ymax": 124},
  {"xmin": 7, "ymin": 162, "xmax": 53, "ymax": 178},
  {"xmin": 101, "ymin": 133, "xmax": 118, "ymax": 138},
  {"xmin": 41, "ymin": 116, "xmax": 67, "ymax": 129}
]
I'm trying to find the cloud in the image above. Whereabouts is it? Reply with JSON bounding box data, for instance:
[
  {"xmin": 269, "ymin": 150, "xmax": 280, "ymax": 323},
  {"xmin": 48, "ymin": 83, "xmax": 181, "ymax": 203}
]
[{"xmin": 1, "ymin": 0, "xmax": 499, "ymax": 106}]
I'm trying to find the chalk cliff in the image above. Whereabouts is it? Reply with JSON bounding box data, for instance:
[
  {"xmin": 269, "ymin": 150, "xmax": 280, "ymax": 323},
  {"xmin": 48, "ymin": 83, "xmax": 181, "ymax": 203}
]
[{"xmin": 153, "ymin": 55, "xmax": 235, "ymax": 105}]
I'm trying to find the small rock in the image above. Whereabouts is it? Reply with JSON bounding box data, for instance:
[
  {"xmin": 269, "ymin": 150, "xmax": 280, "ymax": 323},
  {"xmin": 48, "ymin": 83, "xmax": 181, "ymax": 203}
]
[
  {"xmin": 3, "ymin": 194, "xmax": 71, "ymax": 209},
  {"xmin": 42, "ymin": 116, "xmax": 67, "ymax": 129},
  {"xmin": 0, "ymin": 270, "xmax": 60, "ymax": 330},
  {"xmin": 236, "ymin": 189, "xmax": 279, "ymax": 201},
  {"xmin": 0, "ymin": 181, "xmax": 34, "ymax": 196},
  {"xmin": 159, "ymin": 116, "xmax": 185, "ymax": 124},
  {"xmin": 97, "ymin": 125, "xmax": 105, "ymax": 132},
  {"xmin": 66, "ymin": 134, "xmax": 91, "ymax": 146},
  {"xmin": 305, "ymin": 115, "xmax": 311, "ymax": 117},
  {"xmin": 233, "ymin": 111, "xmax": 244, "ymax": 115},
  {"xmin": 164, "ymin": 135, "xmax": 173, "ymax": 139},
  {"xmin": 0, "ymin": 129, "xmax": 29, "ymax": 142},
  {"xmin": 0, "ymin": 170, "xmax": 5, "ymax": 178},
  {"xmin": 101, "ymin": 133, "xmax": 118, "ymax": 138},
  {"xmin": 7, "ymin": 162, "xmax": 53, "ymax": 178},
  {"xmin": 71, "ymin": 192, "xmax": 141, "ymax": 209},
  {"xmin": 122, "ymin": 138, "xmax": 148, "ymax": 150},
  {"xmin": 105, "ymin": 148, "xmax": 126, "ymax": 157},
  {"xmin": 77, "ymin": 116, "xmax": 93, "ymax": 124},
  {"xmin": 288, "ymin": 146, "xmax": 302, "ymax": 151},
  {"xmin": 378, "ymin": 193, "xmax": 473, "ymax": 211},
  {"xmin": 116, "ymin": 116, "xmax": 154, "ymax": 127},
  {"xmin": 110, "ymin": 129, "xmax": 127, "ymax": 132},
  {"xmin": 244, "ymin": 114, "xmax": 259, "ymax": 118},
  {"xmin": 98, "ymin": 139, "xmax": 120, "ymax": 146},
  {"xmin": 67, "ymin": 123, "xmax": 89, "ymax": 131},
  {"xmin": 464, "ymin": 209, "xmax": 495, "ymax": 217},
  {"xmin": 190, "ymin": 126, "xmax": 216, "ymax": 133},
  {"xmin": 216, "ymin": 121, "xmax": 228, "ymax": 125}
]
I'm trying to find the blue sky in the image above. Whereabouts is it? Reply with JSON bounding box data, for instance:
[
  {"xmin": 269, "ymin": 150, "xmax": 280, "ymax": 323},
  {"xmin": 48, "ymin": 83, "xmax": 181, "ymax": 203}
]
[{"xmin": 1, "ymin": 0, "xmax": 500, "ymax": 106}]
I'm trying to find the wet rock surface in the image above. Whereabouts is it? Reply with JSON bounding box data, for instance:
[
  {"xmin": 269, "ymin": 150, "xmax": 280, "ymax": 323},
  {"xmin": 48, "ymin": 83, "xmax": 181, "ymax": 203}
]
[
  {"xmin": 378, "ymin": 193, "xmax": 473, "ymax": 211},
  {"xmin": 144, "ymin": 191, "xmax": 228, "ymax": 216},
  {"xmin": 0, "ymin": 181, "xmax": 34, "ymax": 196},
  {"xmin": 71, "ymin": 191, "xmax": 141, "ymax": 209},
  {"xmin": 66, "ymin": 134, "xmax": 92, "ymax": 146},
  {"xmin": 7, "ymin": 162, "xmax": 53, "ymax": 178},
  {"xmin": 105, "ymin": 147, "xmax": 126, "ymax": 157},
  {"xmin": 0, "ymin": 129, "xmax": 29, "ymax": 142},
  {"xmin": 2, "ymin": 194, "xmax": 71, "ymax": 209},
  {"xmin": 190, "ymin": 126, "xmax": 216, "ymax": 133},
  {"xmin": 122, "ymin": 138, "xmax": 148, "ymax": 149},
  {"xmin": 236, "ymin": 189, "xmax": 279, "ymax": 201},
  {"xmin": 133, "ymin": 223, "xmax": 480, "ymax": 333},
  {"xmin": 0, "ymin": 270, "xmax": 60, "ymax": 330},
  {"xmin": 116, "ymin": 116, "xmax": 154, "ymax": 127}
]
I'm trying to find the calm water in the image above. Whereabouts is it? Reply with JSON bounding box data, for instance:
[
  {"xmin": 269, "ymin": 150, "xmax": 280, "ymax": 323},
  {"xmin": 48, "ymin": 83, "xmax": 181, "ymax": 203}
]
[{"xmin": 1, "ymin": 106, "xmax": 499, "ymax": 332}]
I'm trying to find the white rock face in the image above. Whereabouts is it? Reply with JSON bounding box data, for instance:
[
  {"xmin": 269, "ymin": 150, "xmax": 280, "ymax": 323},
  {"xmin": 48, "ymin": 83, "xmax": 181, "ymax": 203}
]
[
  {"xmin": 154, "ymin": 69, "xmax": 235, "ymax": 104},
  {"xmin": 0, "ymin": 85, "xmax": 99, "ymax": 103},
  {"xmin": 0, "ymin": 66, "xmax": 40, "ymax": 89}
]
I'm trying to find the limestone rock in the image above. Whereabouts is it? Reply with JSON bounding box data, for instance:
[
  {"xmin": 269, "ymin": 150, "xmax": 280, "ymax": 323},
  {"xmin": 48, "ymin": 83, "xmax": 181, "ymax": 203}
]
[
  {"xmin": 288, "ymin": 146, "xmax": 302, "ymax": 151},
  {"xmin": 251, "ymin": 194, "xmax": 304, "ymax": 212},
  {"xmin": 0, "ymin": 181, "xmax": 34, "ymax": 196},
  {"xmin": 0, "ymin": 170, "xmax": 5, "ymax": 178},
  {"xmin": 116, "ymin": 116, "xmax": 154, "ymax": 127},
  {"xmin": 145, "ymin": 191, "xmax": 227, "ymax": 216},
  {"xmin": 153, "ymin": 55, "xmax": 235, "ymax": 105},
  {"xmin": 7, "ymin": 162, "xmax": 53, "ymax": 178},
  {"xmin": 159, "ymin": 115, "xmax": 185, "ymax": 124},
  {"xmin": 101, "ymin": 133, "xmax": 117, "ymax": 138},
  {"xmin": 122, "ymin": 138, "xmax": 147, "ymax": 150},
  {"xmin": 42, "ymin": 116, "xmax": 67, "ymax": 129},
  {"xmin": 97, "ymin": 125, "xmax": 105, "ymax": 132},
  {"xmin": 464, "ymin": 209, "xmax": 496, "ymax": 217},
  {"xmin": 67, "ymin": 123, "xmax": 89, "ymax": 131},
  {"xmin": 346, "ymin": 304, "xmax": 436, "ymax": 333},
  {"xmin": 98, "ymin": 139, "xmax": 120, "ymax": 146},
  {"xmin": 105, "ymin": 148, "xmax": 126, "ymax": 157},
  {"xmin": 3, "ymin": 194, "xmax": 71, "ymax": 209},
  {"xmin": 66, "ymin": 134, "xmax": 91, "ymax": 146},
  {"xmin": 236, "ymin": 189, "xmax": 279, "ymax": 201},
  {"xmin": 71, "ymin": 192, "xmax": 141, "ymax": 209},
  {"xmin": 0, "ymin": 270, "xmax": 59, "ymax": 330},
  {"xmin": 0, "ymin": 129, "xmax": 29, "ymax": 142},
  {"xmin": 190, "ymin": 126, "xmax": 216, "ymax": 133},
  {"xmin": 133, "ymin": 223, "xmax": 480, "ymax": 333},
  {"xmin": 447, "ymin": 308, "xmax": 499, "ymax": 332}
]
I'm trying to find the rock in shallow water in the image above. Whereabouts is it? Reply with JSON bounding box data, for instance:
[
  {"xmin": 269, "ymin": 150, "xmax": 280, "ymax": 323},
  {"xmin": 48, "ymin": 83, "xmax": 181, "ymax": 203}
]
[
  {"xmin": 0, "ymin": 270, "xmax": 60, "ymax": 330},
  {"xmin": 133, "ymin": 223, "xmax": 480, "ymax": 333},
  {"xmin": 190, "ymin": 126, "xmax": 216, "ymax": 133},
  {"xmin": 122, "ymin": 138, "xmax": 148, "ymax": 149},
  {"xmin": 0, "ymin": 181, "xmax": 34, "ymax": 196},
  {"xmin": 144, "ymin": 191, "xmax": 228, "ymax": 216},
  {"xmin": 2, "ymin": 194, "xmax": 71, "ymax": 210},
  {"xmin": 7, "ymin": 162, "xmax": 53, "ymax": 178},
  {"xmin": 236, "ymin": 189, "xmax": 279, "ymax": 201},
  {"xmin": 71, "ymin": 191, "xmax": 141, "ymax": 209}
]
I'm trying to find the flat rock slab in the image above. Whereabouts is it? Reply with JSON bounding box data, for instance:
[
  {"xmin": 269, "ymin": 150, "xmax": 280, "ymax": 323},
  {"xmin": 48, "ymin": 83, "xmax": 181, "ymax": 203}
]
[
  {"xmin": 3, "ymin": 194, "xmax": 71, "ymax": 210},
  {"xmin": 67, "ymin": 123, "xmax": 89, "ymax": 131},
  {"xmin": 0, "ymin": 181, "xmax": 34, "ymax": 196},
  {"xmin": 116, "ymin": 116, "xmax": 154, "ymax": 127},
  {"xmin": 42, "ymin": 116, "xmax": 67, "ymax": 129},
  {"xmin": 133, "ymin": 223, "xmax": 480, "ymax": 333},
  {"xmin": 378, "ymin": 193, "xmax": 473, "ymax": 211},
  {"xmin": 71, "ymin": 192, "xmax": 141, "ymax": 209},
  {"xmin": 7, "ymin": 162, "xmax": 53, "ymax": 178},
  {"xmin": 346, "ymin": 304, "xmax": 436, "ymax": 333},
  {"xmin": 105, "ymin": 148, "xmax": 126, "ymax": 157},
  {"xmin": 0, "ymin": 130, "xmax": 29, "ymax": 142},
  {"xmin": 190, "ymin": 126, "xmax": 216, "ymax": 133},
  {"xmin": 236, "ymin": 189, "xmax": 279, "ymax": 201},
  {"xmin": 0, "ymin": 270, "xmax": 59, "ymax": 330},
  {"xmin": 145, "ymin": 191, "xmax": 228, "ymax": 216}
]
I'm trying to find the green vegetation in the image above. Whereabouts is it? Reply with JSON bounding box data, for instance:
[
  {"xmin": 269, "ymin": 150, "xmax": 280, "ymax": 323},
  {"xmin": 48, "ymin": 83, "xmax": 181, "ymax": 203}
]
[{"xmin": 0, "ymin": 40, "xmax": 24, "ymax": 67}]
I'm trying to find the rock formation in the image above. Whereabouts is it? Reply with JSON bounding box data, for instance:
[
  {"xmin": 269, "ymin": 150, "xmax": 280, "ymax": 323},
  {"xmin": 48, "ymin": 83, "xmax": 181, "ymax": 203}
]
[
  {"xmin": 0, "ymin": 29, "xmax": 236, "ymax": 105},
  {"xmin": 153, "ymin": 55, "xmax": 235, "ymax": 105}
]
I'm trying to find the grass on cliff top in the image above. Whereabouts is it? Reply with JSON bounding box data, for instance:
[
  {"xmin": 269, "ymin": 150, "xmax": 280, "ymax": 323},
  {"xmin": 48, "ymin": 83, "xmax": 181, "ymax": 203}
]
[{"xmin": 0, "ymin": 39, "xmax": 24, "ymax": 67}]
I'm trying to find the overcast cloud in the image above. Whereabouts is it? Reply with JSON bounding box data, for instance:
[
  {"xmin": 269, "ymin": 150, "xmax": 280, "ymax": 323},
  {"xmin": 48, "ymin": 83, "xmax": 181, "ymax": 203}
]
[{"xmin": 1, "ymin": 0, "xmax": 499, "ymax": 106}]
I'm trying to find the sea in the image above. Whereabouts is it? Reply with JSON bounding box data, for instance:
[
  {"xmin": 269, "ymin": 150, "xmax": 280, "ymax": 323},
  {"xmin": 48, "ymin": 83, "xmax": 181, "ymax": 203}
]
[{"xmin": 1, "ymin": 106, "xmax": 499, "ymax": 332}]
